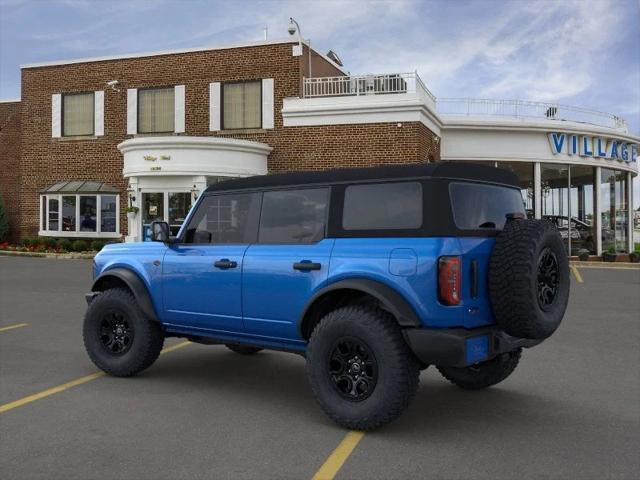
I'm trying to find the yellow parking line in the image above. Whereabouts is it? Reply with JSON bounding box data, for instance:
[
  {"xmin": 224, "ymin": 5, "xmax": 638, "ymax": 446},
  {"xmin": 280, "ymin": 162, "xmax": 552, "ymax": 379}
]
[
  {"xmin": 570, "ymin": 265, "xmax": 584, "ymax": 283},
  {"xmin": 0, "ymin": 323, "xmax": 28, "ymax": 333},
  {"xmin": 0, "ymin": 341, "xmax": 191, "ymax": 415},
  {"xmin": 312, "ymin": 431, "xmax": 365, "ymax": 480}
]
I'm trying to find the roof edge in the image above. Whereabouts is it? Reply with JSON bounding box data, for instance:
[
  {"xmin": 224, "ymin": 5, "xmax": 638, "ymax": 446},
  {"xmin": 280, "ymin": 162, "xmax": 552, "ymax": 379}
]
[
  {"xmin": 0, "ymin": 98, "xmax": 21, "ymax": 103},
  {"xmin": 21, "ymin": 38, "xmax": 304, "ymax": 69}
]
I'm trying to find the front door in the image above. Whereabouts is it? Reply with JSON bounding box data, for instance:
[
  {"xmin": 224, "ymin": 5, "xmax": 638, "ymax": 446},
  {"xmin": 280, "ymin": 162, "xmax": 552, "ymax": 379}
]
[
  {"xmin": 141, "ymin": 192, "xmax": 192, "ymax": 241},
  {"xmin": 161, "ymin": 192, "xmax": 261, "ymax": 332},
  {"xmin": 242, "ymin": 188, "xmax": 332, "ymax": 342}
]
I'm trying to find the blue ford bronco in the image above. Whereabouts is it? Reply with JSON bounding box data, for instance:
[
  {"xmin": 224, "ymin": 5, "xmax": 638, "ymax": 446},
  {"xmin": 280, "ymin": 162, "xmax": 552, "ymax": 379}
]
[{"xmin": 84, "ymin": 162, "xmax": 570, "ymax": 430}]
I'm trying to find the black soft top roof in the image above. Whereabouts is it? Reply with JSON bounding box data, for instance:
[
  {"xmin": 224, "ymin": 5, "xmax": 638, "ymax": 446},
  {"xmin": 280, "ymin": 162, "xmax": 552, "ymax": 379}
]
[{"xmin": 204, "ymin": 162, "xmax": 519, "ymax": 193}]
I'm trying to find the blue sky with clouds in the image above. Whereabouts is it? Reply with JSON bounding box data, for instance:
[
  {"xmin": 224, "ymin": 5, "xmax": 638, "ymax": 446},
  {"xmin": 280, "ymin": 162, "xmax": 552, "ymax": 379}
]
[{"xmin": 1, "ymin": 0, "xmax": 639, "ymax": 202}]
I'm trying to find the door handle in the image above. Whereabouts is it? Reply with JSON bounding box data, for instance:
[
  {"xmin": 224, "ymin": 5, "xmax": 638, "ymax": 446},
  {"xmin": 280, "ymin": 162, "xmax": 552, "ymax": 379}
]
[
  {"xmin": 214, "ymin": 259, "xmax": 238, "ymax": 269},
  {"xmin": 293, "ymin": 261, "xmax": 321, "ymax": 271}
]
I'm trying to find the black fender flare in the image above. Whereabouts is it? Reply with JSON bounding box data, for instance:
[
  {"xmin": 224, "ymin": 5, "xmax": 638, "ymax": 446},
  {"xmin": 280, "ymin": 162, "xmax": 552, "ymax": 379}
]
[
  {"xmin": 299, "ymin": 278, "xmax": 422, "ymax": 337},
  {"xmin": 91, "ymin": 268, "xmax": 159, "ymax": 322}
]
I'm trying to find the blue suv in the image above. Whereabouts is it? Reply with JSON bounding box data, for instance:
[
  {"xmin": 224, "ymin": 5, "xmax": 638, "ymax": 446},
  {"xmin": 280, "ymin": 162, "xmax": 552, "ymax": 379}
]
[{"xmin": 84, "ymin": 163, "xmax": 570, "ymax": 430}]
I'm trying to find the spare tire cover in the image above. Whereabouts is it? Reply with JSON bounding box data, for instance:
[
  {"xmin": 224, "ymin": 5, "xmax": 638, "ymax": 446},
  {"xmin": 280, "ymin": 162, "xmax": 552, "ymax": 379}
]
[{"xmin": 488, "ymin": 219, "xmax": 570, "ymax": 339}]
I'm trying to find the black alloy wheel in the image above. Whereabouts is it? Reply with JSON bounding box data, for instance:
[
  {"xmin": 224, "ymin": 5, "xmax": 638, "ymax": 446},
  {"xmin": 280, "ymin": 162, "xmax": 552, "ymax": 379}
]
[
  {"xmin": 99, "ymin": 310, "xmax": 134, "ymax": 355},
  {"xmin": 329, "ymin": 337, "xmax": 378, "ymax": 402},
  {"xmin": 537, "ymin": 247, "xmax": 559, "ymax": 309}
]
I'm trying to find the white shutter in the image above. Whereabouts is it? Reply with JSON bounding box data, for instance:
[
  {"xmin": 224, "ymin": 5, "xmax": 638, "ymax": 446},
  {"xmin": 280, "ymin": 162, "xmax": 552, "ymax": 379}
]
[
  {"xmin": 209, "ymin": 82, "xmax": 221, "ymax": 131},
  {"xmin": 51, "ymin": 94, "xmax": 62, "ymax": 138},
  {"xmin": 127, "ymin": 88, "xmax": 137, "ymax": 135},
  {"xmin": 94, "ymin": 91, "xmax": 104, "ymax": 136},
  {"xmin": 174, "ymin": 85, "xmax": 185, "ymax": 133},
  {"xmin": 262, "ymin": 78, "xmax": 274, "ymax": 129}
]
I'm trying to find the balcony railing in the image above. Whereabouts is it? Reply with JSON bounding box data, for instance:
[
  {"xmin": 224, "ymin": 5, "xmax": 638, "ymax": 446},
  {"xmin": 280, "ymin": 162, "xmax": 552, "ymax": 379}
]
[
  {"xmin": 436, "ymin": 98, "xmax": 628, "ymax": 131},
  {"xmin": 303, "ymin": 72, "xmax": 436, "ymax": 102}
]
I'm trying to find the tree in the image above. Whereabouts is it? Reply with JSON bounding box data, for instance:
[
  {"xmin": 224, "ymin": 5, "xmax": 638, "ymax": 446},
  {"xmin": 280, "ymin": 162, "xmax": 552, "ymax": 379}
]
[{"xmin": 0, "ymin": 194, "xmax": 9, "ymax": 242}]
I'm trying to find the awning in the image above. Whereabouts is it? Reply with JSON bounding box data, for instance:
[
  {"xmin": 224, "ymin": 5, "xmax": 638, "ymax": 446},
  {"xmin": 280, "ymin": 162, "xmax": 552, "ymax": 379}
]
[{"xmin": 41, "ymin": 181, "xmax": 119, "ymax": 194}]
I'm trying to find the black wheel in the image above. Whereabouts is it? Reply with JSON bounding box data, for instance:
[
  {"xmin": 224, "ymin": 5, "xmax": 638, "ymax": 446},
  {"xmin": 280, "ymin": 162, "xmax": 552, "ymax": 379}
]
[
  {"xmin": 489, "ymin": 219, "xmax": 570, "ymax": 339},
  {"xmin": 83, "ymin": 288, "xmax": 164, "ymax": 377},
  {"xmin": 306, "ymin": 305, "xmax": 420, "ymax": 430},
  {"xmin": 437, "ymin": 349, "xmax": 522, "ymax": 390},
  {"xmin": 225, "ymin": 344, "xmax": 263, "ymax": 355}
]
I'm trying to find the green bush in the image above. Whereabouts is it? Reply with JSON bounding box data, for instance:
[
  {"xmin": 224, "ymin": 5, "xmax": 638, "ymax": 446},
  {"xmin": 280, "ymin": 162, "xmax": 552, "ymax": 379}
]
[
  {"xmin": 90, "ymin": 240, "xmax": 106, "ymax": 252},
  {"xmin": 22, "ymin": 237, "xmax": 36, "ymax": 247},
  {"xmin": 0, "ymin": 195, "xmax": 9, "ymax": 242},
  {"xmin": 58, "ymin": 238, "xmax": 73, "ymax": 252},
  {"xmin": 71, "ymin": 239, "xmax": 88, "ymax": 252},
  {"xmin": 41, "ymin": 237, "xmax": 58, "ymax": 249}
]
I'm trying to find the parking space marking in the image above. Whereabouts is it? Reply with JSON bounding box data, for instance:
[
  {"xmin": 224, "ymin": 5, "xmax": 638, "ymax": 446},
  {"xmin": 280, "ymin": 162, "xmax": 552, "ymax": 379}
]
[
  {"xmin": 0, "ymin": 323, "xmax": 28, "ymax": 333},
  {"xmin": 570, "ymin": 265, "xmax": 584, "ymax": 283},
  {"xmin": 0, "ymin": 341, "xmax": 191, "ymax": 415},
  {"xmin": 311, "ymin": 431, "xmax": 365, "ymax": 480}
]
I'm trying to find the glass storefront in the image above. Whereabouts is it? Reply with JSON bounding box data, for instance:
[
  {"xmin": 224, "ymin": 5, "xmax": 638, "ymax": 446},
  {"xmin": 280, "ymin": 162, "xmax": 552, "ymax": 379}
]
[
  {"xmin": 569, "ymin": 166, "xmax": 596, "ymax": 254},
  {"xmin": 601, "ymin": 169, "xmax": 629, "ymax": 253}
]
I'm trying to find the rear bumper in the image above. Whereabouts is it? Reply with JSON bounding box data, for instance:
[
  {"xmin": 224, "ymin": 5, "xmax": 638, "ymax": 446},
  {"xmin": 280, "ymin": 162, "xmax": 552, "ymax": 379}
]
[{"xmin": 403, "ymin": 326, "xmax": 542, "ymax": 368}]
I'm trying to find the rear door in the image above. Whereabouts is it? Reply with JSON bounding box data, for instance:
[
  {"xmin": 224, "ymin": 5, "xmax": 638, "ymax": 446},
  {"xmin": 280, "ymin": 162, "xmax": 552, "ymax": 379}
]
[
  {"xmin": 448, "ymin": 181, "xmax": 526, "ymax": 327},
  {"xmin": 162, "ymin": 192, "xmax": 261, "ymax": 332},
  {"xmin": 242, "ymin": 187, "xmax": 333, "ymax": 342}
]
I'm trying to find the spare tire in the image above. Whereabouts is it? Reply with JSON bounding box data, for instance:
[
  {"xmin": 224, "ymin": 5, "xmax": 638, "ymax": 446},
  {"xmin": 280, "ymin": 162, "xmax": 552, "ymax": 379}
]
[{"xmin": 488, "ymin": 219, "xmax": 569, "ymax": 339}]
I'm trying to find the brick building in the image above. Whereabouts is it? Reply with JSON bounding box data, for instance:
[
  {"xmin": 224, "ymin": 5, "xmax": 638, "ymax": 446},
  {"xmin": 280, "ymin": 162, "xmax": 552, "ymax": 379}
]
[
  {"xmin": 0, "ymin": 37, "xmax": 637, "ymax": 254},
  {"xmin": 0, "ymin": 38, "xmax": 439, "ymax": 243}
]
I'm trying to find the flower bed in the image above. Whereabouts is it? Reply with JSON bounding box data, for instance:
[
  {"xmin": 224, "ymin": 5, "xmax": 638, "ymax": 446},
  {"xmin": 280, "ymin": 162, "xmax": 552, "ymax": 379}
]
[{"xmin": 0, "ymin": 237, "xmax": 122, "ymax": 254}]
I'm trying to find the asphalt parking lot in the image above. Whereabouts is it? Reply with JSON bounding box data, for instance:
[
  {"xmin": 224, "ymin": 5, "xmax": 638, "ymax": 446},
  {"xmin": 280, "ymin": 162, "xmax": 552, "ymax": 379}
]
[{"xmin": 0, "ymin": 256, "xmax": 639, "ymax": 480}]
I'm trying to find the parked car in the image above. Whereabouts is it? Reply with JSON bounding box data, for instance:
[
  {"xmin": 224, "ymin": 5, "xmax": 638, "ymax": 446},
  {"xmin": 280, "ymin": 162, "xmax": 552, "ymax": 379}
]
[
  {"xmin": 83, "ymin": 163, "xmax": 570, "ymax": 430},
  {"xmin": 542, "ymin": 215, "xmax": 595, "ymax": 253}
]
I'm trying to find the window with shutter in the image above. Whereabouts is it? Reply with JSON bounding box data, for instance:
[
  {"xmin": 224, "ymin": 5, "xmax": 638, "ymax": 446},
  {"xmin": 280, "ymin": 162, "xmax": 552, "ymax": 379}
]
[{"xmin": 222, "ymin": 81, "xmax": 261, "ymax": 130}]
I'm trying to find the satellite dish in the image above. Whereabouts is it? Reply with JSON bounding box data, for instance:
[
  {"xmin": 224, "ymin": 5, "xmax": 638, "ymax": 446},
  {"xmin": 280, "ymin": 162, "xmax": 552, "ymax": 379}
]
[{"xmin": 326, "ymin": 50, "xmax": 343, "ymax": 67}]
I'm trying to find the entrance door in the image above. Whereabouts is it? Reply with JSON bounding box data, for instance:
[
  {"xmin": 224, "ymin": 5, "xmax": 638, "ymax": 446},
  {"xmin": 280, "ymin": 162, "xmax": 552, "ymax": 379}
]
[
  {"xmin": 141, "ymin": 192, "xmax": 192, "ymax": 241},
  {"xmin": 162, "ymin": 192, "xmax": 261, "ymax": 332}
]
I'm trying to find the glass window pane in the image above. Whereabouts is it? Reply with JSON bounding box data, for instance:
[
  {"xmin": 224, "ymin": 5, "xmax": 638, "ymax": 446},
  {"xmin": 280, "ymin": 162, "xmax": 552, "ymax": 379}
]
[
  {"xmin": 184, "ymin": 193, "xmax": 260, "ymax": 244},
  {"xmin": 602, "ymin": 170, "xmax": 629, "ymax": 253},
  {"xmin": 450, "ymin": 182, "xmax": 525, "ymax": 230},
  {"xmin": 62, "ymin": 195, "xmax": 76, "ymax": 232},
  {"xmin": 100, "ymin": 195, "xmax": 117, "ymax": 233},
  {"xmin": 569, "ymin": 166, "xmax": 596, "ymax": 255},
  {"xmin": 223, "ymin": 81, "xmax": 261, "ymax": 129},
  {"xmin": 138, "ymin": 88, "xmax": 175, "ymax": 133},
  {"xmin": 63, "ymin": 93, "xmax": 94, "ymax": 136},
  {"xmin": 48, "ymin": 197, "xmax": 59, "ymax": 231},
  {"xmin": 168, "ymin": 192, "xmax": 192, "ymax": 236},
  {"xmin": 41, "ymin": 196, "xmax": 46, "ymax": 230},
  {"xmin": 541, "ymin": 164, "xmax": 569, "ymax": 253},
  {"xmin": 79, "ymin": 196, "xmax": 97, "ymax": 232},
  {"xmin": 343, "ymin": 182, "xmax": 422, "ymax": 230},
  {"xmin": 259, "ymin": 189, "xmax": 328, "ymax": 244},
  {"xmin": 497, "ymin": 162, "xmax": 535, "ymax": 218}
]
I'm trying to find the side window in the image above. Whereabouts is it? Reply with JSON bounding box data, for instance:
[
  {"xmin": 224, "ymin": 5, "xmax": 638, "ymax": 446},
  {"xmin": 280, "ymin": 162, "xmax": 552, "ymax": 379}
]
[
  {"xmin": 343, "ymin": 182, "xmax": 422, "ymax": 230},
  {"xmin": 259, "ymin": 188, "xmax": 328, "ymax": 244},
  {"xmin": 183, "ymin": 193, "xmax": 260, "ymax": 244}
]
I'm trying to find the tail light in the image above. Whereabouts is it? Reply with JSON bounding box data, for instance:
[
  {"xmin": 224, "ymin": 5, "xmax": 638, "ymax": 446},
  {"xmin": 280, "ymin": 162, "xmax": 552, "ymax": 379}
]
[{"xmin": 438, "ymin": 256, "xmax": 461, "ymax": 305}]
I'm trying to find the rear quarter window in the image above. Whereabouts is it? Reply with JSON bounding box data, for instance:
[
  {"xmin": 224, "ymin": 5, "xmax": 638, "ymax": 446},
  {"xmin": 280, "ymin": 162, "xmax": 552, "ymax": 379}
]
[
  {"xmin": 449, "ymin": 182, "xmax": 525, "ymax": 230},
  {"xmin": 342, "ymin": 182, "xmax": 422, "ymax": 230}
]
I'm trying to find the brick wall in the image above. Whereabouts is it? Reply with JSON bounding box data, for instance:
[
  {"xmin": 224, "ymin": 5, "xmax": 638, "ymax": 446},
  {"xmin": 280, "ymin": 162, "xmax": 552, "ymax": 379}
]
[
  {"xmin": 0, "ymin": 101, "xmax": 21, "ymax": 242},
  {"xmin": 11, "ymin": 41, "xmax": 440, "ymax": 240}
]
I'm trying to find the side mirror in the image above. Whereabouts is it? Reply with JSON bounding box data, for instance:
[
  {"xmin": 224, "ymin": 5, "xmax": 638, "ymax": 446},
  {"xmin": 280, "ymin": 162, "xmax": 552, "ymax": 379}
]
[{"xmin": 151, "ymin": 221, "xmax": 170, "ymax": 243}]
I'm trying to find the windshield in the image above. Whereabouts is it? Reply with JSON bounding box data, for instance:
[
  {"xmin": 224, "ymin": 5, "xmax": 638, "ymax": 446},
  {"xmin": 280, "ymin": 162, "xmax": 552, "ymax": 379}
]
[{"xmin": 449, "ymin": 182, "xmax": 525, "ymax": 230}]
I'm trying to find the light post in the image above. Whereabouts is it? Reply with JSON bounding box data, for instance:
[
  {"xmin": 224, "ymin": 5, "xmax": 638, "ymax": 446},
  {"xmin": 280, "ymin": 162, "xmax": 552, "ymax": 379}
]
[{"xmin": 288, "ymin": 17, "xmax": 312, "ymax": 93}]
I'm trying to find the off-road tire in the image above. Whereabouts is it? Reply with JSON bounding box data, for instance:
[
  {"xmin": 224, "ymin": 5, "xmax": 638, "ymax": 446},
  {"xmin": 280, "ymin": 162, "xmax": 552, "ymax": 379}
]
[
  {"xmin": 306, "ymin": 305, "xmax": 420, "ymax": 430},
  {"xmin": 489, "ymin": 219, "xmax": 569, "ymax": 339},
  {"xmin": 83, "ymin": 288, "xmax": 164, "ymax": 377},
  {"xmin": 437, "ymin": 349, "xmax": 522, "ymax": 390},
  {"xmin": 225, "ymin": 344, "xmax": 263, "ymax": 355}
]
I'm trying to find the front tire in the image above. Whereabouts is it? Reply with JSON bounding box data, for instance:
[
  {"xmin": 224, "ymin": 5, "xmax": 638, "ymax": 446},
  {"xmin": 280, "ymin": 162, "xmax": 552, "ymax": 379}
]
[
  {"xmin": 83, "ymin": 288, "xmax": 164, "ymax": 377},
  {"xmin": 437, "ymin": 349, "xmax": 522, "ymax": 390},
  {"xmin": 306, "ymin": 305, "xmax": 420, "ymax": 430}
]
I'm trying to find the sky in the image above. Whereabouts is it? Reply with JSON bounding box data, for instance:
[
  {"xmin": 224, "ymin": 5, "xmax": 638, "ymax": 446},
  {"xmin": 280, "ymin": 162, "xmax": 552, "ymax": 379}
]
[{"xmin": 1, "ymin": 0, "xmax": 639, "ymax": 204}]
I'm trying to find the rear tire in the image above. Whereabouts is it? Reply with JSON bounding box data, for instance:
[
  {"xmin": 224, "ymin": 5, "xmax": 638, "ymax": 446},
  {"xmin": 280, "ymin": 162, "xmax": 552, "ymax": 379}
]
[
  {"xmin": 437, "ymin": 349, "xmax": 522, "ymax": 390},
  {"xmin": 225, "ymin": 344, "xmax": 263, "ymax": 355},
  {"xmin": 306, "ymin": 305, "xmax": 420, "ymax": 430},
  {"xmin": 83, "ymin": 288, "xmax": 164, "ymax": 377}
]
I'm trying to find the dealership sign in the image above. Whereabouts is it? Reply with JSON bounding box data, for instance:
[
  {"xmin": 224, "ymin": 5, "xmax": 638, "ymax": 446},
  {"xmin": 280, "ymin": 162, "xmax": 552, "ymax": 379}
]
[{"xmin": 548, "ymin": 133, "xmax": 638, "ymax": 163}]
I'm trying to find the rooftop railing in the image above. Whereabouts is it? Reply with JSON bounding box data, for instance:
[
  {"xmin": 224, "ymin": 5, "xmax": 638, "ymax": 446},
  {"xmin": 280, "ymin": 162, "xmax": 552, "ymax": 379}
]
[
  {"xmin": 303, "ymin": 72, "xmax": 436, "ymax": 102},
  {"xmin": 302, "ymin": 73, "xmax": 627, "ymax": 131},
  {"xmin": 436, "ymin": 98, "xmax": 628, "ymax": 131}
]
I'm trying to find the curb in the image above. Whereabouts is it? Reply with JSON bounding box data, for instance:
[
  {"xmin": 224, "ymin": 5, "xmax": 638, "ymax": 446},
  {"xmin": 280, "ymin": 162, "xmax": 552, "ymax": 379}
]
[
  {"xmin": 570, "ymin": 260, "xmax": 640, "ymax": 269},
  {"xmin": 0, "ymin": 250, "xmax": 95, "ymax": 259}
]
